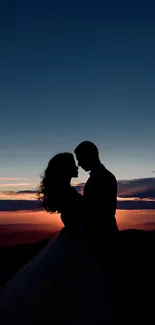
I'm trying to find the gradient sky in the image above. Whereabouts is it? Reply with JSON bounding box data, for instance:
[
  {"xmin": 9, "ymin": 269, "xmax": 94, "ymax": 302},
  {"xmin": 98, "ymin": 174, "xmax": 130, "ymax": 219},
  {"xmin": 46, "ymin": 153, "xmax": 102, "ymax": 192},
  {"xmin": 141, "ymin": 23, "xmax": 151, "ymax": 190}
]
[{"xmin": 0, "ymin": 0, "xmax": 155, "ymax": 190}]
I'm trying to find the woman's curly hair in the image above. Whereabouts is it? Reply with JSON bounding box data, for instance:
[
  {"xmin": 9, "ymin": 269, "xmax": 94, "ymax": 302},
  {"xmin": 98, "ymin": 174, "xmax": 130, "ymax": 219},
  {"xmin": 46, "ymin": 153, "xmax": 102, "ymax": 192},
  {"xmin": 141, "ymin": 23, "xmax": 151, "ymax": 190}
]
[{"xmin": 37, "ymin": 153, "xmax": 74, "ymax": 213}]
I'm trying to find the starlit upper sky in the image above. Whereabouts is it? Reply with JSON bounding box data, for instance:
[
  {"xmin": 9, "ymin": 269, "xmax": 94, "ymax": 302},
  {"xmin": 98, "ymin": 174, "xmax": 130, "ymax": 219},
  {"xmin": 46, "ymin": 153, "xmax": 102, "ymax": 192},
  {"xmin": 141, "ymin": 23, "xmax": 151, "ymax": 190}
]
[{"xmin": 0, "ymin": 0, "xmax": 155, "ymax": 191}]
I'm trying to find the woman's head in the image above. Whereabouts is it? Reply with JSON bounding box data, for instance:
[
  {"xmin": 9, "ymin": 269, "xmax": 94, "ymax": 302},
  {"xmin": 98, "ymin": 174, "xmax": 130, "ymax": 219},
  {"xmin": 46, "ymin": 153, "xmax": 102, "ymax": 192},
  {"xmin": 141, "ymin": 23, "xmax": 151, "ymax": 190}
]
[
  {"xmin": 37, "ymin": 153, "xmax": 78, "ymax": 213},
  {"xmin": 46, "ymin": 152, "xmax": 78, "ymax": 180}
]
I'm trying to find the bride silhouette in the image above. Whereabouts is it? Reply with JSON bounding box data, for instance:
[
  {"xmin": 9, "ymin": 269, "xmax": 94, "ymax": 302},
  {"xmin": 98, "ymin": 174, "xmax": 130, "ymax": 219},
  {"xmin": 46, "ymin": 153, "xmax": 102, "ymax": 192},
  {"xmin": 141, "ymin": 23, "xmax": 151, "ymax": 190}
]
[{"xmin": 38, "ymin": 152, "xmax": 83, "ymax": 232}]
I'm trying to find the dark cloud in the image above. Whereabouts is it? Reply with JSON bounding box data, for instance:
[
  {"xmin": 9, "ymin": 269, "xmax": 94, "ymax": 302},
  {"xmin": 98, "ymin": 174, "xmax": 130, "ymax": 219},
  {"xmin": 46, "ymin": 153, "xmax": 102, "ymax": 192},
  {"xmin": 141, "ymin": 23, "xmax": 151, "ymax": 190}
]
[
  {"xmin": 117, "ymin": 178, "xmax": 155, "ymax": 198},
  {"xmin": 117, "ymin": 200, "xmax": 155, "ymax": 210},
  {"xmin": 17, "ymin": 190, "xmax": 37, "ymax": 194},
  {"xmin": 0, "ymin": 200, "xmax": 42, "ymax": 211}
]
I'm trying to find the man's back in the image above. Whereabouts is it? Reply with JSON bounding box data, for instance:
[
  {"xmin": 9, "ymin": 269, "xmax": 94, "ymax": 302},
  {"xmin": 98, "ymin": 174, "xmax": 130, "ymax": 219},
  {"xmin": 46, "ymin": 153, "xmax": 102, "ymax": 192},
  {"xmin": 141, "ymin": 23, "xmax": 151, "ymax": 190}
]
[{"xmin": 83, "ymin": 164, "xmax": 118, "ymax": 235}]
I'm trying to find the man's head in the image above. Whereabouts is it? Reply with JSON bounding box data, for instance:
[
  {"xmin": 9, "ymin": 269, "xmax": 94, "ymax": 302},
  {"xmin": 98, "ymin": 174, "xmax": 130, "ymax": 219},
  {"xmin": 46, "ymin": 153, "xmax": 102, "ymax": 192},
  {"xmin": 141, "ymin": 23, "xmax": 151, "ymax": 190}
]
[{"xmin": 74, "ymin": 141, "xmax": 100, "ymax": 171}]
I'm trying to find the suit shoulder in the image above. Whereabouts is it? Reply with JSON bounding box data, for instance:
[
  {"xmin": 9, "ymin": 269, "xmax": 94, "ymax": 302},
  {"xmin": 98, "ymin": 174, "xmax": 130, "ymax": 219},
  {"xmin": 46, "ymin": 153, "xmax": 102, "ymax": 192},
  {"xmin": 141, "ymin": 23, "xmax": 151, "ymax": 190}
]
[{"xmin": 104, "ymin": 168, "xmax": 117, "ymax": 183}]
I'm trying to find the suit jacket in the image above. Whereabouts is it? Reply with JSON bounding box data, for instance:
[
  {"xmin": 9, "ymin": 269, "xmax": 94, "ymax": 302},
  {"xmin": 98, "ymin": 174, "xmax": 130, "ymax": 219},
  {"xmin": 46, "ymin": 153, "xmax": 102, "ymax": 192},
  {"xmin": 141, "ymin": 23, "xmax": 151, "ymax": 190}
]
[{"xmin": 83, "ymin": 164, "xmax": 118, "ymax": 236}]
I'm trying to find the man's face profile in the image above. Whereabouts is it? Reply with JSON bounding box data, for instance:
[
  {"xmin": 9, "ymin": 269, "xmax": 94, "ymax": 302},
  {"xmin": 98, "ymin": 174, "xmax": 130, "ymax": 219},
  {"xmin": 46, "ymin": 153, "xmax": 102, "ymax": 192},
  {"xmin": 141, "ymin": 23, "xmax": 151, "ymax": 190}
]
[{"xmin": 75, "ymin": 153, "xmax": 91, "ymax": 172}]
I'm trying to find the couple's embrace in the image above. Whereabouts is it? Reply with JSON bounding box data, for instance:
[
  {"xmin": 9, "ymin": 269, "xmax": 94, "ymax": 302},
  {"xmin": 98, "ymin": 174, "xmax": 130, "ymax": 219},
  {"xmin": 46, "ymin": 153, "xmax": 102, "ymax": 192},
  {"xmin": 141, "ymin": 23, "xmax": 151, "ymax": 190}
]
[
  {"xmin": 0, "ymin": 141, "xmax": 119, "ymax": 324},
  {"xmin": 38, "ymin": 140, "xmax": 118, "ymax": 244}
]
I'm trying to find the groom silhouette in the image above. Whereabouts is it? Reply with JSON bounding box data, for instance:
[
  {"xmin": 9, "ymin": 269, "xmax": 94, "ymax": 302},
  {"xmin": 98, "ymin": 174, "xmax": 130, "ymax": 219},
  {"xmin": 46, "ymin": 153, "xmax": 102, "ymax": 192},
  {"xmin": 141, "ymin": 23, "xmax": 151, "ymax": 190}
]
[{"xmin": 74, "ymin": 141, "xmax": 118, "ymax": 239}]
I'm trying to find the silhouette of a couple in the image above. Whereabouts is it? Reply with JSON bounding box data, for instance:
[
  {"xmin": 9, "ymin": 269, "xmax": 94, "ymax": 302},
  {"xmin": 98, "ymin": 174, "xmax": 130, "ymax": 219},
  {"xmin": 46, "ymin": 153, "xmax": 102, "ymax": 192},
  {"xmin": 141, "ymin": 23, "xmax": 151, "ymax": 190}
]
[
  {"xmin": 38, "ymin": 141, "xmax": 118, "ymax": 251},
  {"xmin": 0, "ymin": 142, "xmax": 119, "ymax": 324}
]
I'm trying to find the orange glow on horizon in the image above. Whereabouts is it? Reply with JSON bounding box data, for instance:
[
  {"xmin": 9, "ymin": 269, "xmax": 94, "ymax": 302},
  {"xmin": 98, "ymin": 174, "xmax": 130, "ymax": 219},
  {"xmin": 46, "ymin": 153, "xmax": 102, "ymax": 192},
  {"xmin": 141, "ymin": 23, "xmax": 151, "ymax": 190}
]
[
  {"xmin": 0, "ymin": 210, "xmax": 63, "ymax": 227},
  {"xmin": 0, "ymin": 209, "xmax": 154, "ymax": 246}
]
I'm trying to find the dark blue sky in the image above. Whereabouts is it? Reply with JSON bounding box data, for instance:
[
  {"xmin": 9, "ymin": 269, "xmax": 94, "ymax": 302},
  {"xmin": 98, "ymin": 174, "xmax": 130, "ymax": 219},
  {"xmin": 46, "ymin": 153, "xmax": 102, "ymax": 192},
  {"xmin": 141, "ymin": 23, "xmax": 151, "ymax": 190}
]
[{"xmin": 0, "ymin": 0, "xmax": 155, "ymax": 189}]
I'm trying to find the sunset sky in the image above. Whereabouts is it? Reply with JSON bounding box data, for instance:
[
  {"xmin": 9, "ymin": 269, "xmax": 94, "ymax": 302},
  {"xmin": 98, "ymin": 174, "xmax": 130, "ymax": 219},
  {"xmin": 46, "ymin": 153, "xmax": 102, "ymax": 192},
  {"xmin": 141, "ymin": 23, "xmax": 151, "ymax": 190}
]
[
  {"xmin": 0, "ymin": 0, "xmax": 155, "ymax": 192},
  {"xmin": 0, "ymin": 1, "xmax": 155, "ymax": 247}
]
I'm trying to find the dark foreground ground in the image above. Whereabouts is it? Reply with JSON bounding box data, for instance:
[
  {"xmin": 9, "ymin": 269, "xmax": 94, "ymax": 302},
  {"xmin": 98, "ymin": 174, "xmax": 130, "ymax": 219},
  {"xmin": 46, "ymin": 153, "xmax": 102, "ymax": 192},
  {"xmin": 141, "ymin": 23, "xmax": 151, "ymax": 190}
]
[{"xmin": 0, "ymin": 229, "xmax": 154, "ymax": 324}]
